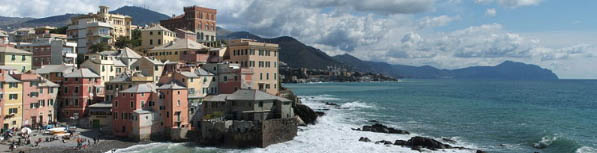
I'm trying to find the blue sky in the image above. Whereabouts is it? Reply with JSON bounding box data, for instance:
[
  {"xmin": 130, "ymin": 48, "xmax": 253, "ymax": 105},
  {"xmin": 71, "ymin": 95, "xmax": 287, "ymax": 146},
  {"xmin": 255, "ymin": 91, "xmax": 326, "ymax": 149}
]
[{"xmin": 0, "ymin": 0, "xmax": 595, "ymax": 79}]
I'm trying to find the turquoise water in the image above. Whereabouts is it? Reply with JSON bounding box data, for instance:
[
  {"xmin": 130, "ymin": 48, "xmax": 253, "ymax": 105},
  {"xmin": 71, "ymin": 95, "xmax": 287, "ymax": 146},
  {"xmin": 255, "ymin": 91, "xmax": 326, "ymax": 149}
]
[
  {"xmin": 286, "ymin": 80, "xmax": 597, "ymax": 153},
  {"xmin": 114, "ymin": 80, "xmax": 597, "ymax": 153}
]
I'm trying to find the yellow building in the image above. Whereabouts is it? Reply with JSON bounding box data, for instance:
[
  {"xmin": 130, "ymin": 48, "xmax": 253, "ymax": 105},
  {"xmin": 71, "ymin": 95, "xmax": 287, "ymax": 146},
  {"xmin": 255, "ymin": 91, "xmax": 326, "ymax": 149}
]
[
  {"xmin": 227, "ymin": 39, "xmax": 280, "ymax": 95},
  {"xmin": 139, "ymin": 25, "xmax": 176, "ymax": 55},
  {"xmin": 148, "ymin": 38, "xmax": 208, "ymax": 62},
  {"xmin": 0, "ymin": 72, "xmax": 24, "ymax": 130},
  {"xmin": 0, "ymin": 46, "xmax": 32, "ymax": 72}
]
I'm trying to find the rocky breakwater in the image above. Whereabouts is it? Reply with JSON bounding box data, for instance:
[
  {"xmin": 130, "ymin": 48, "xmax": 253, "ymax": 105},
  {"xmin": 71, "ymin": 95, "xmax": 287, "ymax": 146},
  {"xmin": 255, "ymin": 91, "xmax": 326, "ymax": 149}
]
[
  {"xmin": 359, "ymin": 136, "xmax": 486, "ymax": 152},
  {"xmin": 280, "ymin": 88, "xmax": 321, "ymax": 125}
]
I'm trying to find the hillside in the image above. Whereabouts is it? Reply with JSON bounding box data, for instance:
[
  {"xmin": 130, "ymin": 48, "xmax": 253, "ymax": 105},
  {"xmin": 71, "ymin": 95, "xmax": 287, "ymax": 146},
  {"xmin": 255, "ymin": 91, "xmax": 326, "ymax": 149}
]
[
  {"xmin": 333, "ymin": 53, "xmax": 558, "ymax": 80},
  {"xmin": 110, "ymin": 6, "xmax": 170, "ymax": 26},
  {"xmin": 0, "ymin": 6, "xmax": 168, "ymax": 30},
  {"xmin": 220, "ymin": 31, "xmax": 345, "ymax": 69}
]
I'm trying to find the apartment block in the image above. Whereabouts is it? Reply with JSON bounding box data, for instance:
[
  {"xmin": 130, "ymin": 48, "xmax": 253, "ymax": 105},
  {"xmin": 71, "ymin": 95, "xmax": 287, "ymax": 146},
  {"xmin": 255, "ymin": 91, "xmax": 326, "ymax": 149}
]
[
  {"xmin": 16, "ymin": 38, "xmax": 77, "ymax": 68},
  {"xmin": 58, "ymin": 68, "xmax": 103, "ymax": 120},
  {"xmin": 139, "ymin": 25, "xmax": 176, "ymax": 55},
  {"xmin": 67, "ymin": 6, "xmax": 133, "ymax": 54},
  {"xmin": 226, "ymin": 39, "xmax": 280, "ymax": 95},
  {"xmin": 12, "ymin": 72, "xmax": 59, "ymax": 128},
  {"xmin": 148, "ymin": 38, "xmax": 209, "ymax": 63},
  {"xmin": 0, "ymin": 70, "xmax": 23, "ymax": 130}
]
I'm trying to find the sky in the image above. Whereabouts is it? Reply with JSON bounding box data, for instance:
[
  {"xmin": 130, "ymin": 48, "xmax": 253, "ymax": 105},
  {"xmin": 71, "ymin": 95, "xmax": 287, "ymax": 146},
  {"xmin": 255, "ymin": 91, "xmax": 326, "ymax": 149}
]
[{"xmin": 0, "ymin": 0, "xmax": 596, "ymax": 79}]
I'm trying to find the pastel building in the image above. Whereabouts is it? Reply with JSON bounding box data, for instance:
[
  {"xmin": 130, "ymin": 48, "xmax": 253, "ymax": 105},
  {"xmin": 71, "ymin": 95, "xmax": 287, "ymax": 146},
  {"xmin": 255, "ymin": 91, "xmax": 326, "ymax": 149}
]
[
  {"xmin": 0, "ymin": 46, "xmax": 32, "ymax": 72},
  {"xmin": 202, "ymin": 89, "xmax": 293, "ymax": 121},
  {"xmin": 202, "ymin": 63, "xmax": 253, "ymax": 94},
  {"xmin": 104, "ymin": 73, "xmax": 153, "ymax": 102},
  {"xmin": 112, "ymin": 81, "xmax": 189, "ymax": 141},
  {"xmin": 226, "ymin": 39, "xmax": 280, "ymax": 95},
  {"xmin": 130, "ymin": 57, "xmax": 165, "ymax": 83},
  {"xmin": 58, "ymin": 68, "xmax": 103, "ymax": 120},
  {"xmin": 81, "ymin": 47, "xmax": 141, "ymax": 85},
  {"xmin": 35, "ymin": 64, "xmax": 77, "ymax": 85},
  {"xmin": 139, "ymin": 25, "xmax": 176, "ymax": 55},
  {"xmin": 160, "ymin": 6, "xmax": 217, "ymax": 42},
  {"xmin": 0, "ymin": 70, "xmax": 23, "ymax": 130},
  {"xmin": 148, "ymin": 38, "xmax": 208, "ymax": 63},
  {"xmin": 13, "ymin": 72, "xmax": 59, "ymax": 127}
]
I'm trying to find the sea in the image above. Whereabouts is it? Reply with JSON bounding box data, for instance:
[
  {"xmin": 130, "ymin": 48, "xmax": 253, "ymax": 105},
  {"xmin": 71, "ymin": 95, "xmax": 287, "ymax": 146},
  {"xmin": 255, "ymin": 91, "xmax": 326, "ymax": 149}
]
[{"xmin": 113, "ymin": 80, "xmax": 597, "ymax": 153}]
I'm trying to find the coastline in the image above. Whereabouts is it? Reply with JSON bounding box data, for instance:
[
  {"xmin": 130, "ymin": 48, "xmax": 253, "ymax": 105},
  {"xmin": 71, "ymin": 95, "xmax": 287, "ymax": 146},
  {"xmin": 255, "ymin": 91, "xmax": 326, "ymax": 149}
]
[{"xmin": 22, "ymin": 139, "xmax": 142, "ymax": 153}]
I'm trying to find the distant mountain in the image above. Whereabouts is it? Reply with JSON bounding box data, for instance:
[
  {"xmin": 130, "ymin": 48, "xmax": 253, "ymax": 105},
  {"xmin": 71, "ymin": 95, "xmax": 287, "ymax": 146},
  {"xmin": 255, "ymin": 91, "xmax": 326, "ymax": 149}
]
[
  {"xmin": 334, "ymin": 53, "xmax": 559, "ymax": 80},
  {"xmin": 220, "ymin": 31, "xmax": 345, "ymax": 69},
  {"xmin": 110, "ymin": 6, "xmax": 170, "ymax": 26},
  {"xmin": 0, "ymin": 6, "xmax": 168, "ymax": 30},
  {"xmin": 0, "ymin": 14, "xmax": 77, "ymax": 30}
]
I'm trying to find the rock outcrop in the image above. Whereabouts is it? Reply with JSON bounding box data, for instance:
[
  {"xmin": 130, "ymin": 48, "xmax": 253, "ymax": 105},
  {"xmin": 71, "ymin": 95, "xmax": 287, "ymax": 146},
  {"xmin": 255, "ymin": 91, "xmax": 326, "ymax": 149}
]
[
  {"xmin": 356, "ymin": 123, "xmax": 410, "ymax": 134},
  {"xmin": 293, "ymin": 104, "xmax": 318, "ymax": 125}
]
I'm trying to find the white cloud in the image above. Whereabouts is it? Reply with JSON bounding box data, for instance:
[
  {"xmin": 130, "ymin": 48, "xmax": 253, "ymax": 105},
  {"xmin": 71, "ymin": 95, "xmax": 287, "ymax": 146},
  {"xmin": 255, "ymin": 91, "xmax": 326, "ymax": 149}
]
[
  {"xmin": 475, "ymin": 0, "xmax": 541, "ymax": 8},
  {"xmin": 417, "ymin": 15, "xmax": 460, "ymax": 28},
  {"xmin": 485, "ymin": 8, "xmax": 497, "ymax": 17}
]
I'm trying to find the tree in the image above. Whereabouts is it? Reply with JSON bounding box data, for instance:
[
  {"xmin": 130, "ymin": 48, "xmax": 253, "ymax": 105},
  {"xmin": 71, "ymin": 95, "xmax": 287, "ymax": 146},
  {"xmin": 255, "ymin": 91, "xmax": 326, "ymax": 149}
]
[
  {"xmin": 114, "ymin": 29, "xmax": 142, "ymax": 49},
  {"xmin": 114, "ymin": 36, "xmax": 130, "ymax": 49},
  {"xmin": 50, "ymin": 26, "xmax": 68, "ymax": 34},
  {"xmin": 88, "ymin": 42, "xmax": 111, "ymax": 53}
]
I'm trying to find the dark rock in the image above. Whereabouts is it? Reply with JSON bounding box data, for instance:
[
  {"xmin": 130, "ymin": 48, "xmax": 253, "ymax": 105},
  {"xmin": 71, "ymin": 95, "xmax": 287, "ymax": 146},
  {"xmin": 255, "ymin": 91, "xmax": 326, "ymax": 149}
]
[
  {"xmin": 375, "ymin": 140, "xmax": 392, "ymax": 145},
  {"xmin": 359, "ymin": 137, "xmax": 371, "ymax": 142},
  {"xmin": 351, "ymin": 128, "xmax": 361, "ymax": 131},
  {"xmin": 325, "ymin": 102, "xmax": 339, "ymax": 106},
  {"xmin": 293, "ymin": 104, "xmax": 318, "ymax": 124},
  {"xmin": 442, "ymin": 138, "xmax": 457, "ymax": 144},
  {"xmin": 368, "ymin": 120, "xmax": 378, "ymax": 123},
  {"xmin": 315, "ymin": 111, "xmax": 325, "ymax": 116},
  {"xmin": 394, "ymin": 140, "xmax": 407, "ymax": 146},
  {"xmin": 406, "ymin": 136, "xmax": 452, "ymax": 150},
  {"xmin": 476, "ymin": 150, "xmax": 488, "ymax": 153},
  {"xmin": 411, "ymin": 145, "xmax": 423, "ymax": 152},
  {"xmin": 361, "ymin": 123, "xmax": 410, "ymax": 134}
]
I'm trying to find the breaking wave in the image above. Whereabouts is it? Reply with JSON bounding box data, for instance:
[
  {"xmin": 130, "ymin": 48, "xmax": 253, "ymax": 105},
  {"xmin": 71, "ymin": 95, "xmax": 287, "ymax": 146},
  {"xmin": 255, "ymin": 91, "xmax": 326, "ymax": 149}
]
[{"xmin": 576, "ymin": 146, "xmax": 597, "ymax": 153}]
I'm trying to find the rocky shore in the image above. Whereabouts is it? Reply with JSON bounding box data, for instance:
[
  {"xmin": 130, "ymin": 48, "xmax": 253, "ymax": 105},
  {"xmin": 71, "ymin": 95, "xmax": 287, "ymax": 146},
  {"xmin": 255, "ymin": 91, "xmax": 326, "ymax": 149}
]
[{"xmin": 22, "ymin": 139, "xmax": 142, "ymax": 153}]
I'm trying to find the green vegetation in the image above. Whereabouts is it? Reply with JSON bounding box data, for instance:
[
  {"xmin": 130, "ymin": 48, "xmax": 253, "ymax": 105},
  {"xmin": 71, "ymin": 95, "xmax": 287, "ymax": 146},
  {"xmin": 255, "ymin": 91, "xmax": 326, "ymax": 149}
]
[
  {"xmin": 114, "ymin": 29, "xmax": 141, "ymax": 49},
  {"xmin": 50, "ymin": 26, "xmax": 67, "ymax": 34},
  {"xmin": 88, "ymin": 42, "xmax": 111, "ymax": 53}
]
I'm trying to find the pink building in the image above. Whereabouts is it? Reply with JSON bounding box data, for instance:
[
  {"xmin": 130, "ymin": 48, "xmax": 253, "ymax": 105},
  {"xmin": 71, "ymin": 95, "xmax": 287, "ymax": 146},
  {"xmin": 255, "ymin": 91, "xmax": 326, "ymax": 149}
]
[
  {"xmin": 111, "ymin": 81, "xmax": 189, "ymax": 141},
  {"xmin": 13, "ymin": 72, "xmax": 59, "ymax": 128},
  {"xmin": 58, "ymin": 68, "xmax": 103, "ymax": 120}
]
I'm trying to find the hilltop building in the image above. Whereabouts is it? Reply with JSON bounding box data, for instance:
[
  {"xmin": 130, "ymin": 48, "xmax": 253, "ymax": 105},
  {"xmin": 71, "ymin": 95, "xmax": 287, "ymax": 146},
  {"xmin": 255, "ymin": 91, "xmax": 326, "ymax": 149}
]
[{"xmin": 160, "ymin": 6, "xmax": 217, "ymax": 43}]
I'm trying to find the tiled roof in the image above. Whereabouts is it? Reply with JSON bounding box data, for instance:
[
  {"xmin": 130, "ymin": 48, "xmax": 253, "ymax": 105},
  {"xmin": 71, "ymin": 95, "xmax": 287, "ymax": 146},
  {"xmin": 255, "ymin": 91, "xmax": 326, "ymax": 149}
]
[
  {"xmin": 195, "ymin": 68, "xmax": 213, "ymax": 76},
  {"xmin": 0, "ymin": 46, "xmax": 32, "ymax": 55},
  {"xmin": 204, "ymin": 94, "xmax": 229, "ymax": 102},
  {"xmin": 115, "ymin": 47, "xmax": 142, "ymax": 59},
  {"xmin": 120, "ymin": 83, "xmax": 157, "ymax": 93},
  {"xmin": 64, "ymin": 68, "xmax": 100, "ymax": 78},
  {"xmin": 151, "ymin": 38, "xmax": 207, "ymax": 51},
  {"xmin": 179, "ymin": 71, "xmax": 198, "ymax": 78},
  {"xmin": 39, "ymin": 78, "xmax": 59, "ymax": 87},
  {"xmin": 113, "ymin": 59, "xmax": 126, "ymax": 67},
  {"xmin": 227, "ymin": 89, "xmax": 291, "ymax": 102},
  {"xmin": 88, "ymin": 102, "xmax": 112, "ymax": 108},
  {"xmin": 35, "ymin": 65, "xmax": 76, "ymax": 74},
  {"xmin": 157, "ymin": 81, "xmax": 186, "ymax": 90},
  {"xmin": 108, "ymin": 73, "xmax": 132, "ymax": 83},
  {"xmin": 142, "ymin": 25, "xmax": 172, "ymax": 32},
  {"xmin": 1, "ymin": 73, "xmax": 20, "ymax": 83}
]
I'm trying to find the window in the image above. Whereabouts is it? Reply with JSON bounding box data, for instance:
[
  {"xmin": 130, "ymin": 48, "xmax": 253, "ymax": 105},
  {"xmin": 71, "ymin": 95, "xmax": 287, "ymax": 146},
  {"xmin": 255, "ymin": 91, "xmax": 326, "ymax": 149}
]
[
  {"xmin": 102, "ymin": 65, "xmax": 105, "ymax": 72},
  {"xmin": 114, "ymin": 101, "xmax": 118, "ymax": 107},
  {"xmin": 266, "ymin": 73, "xmax": 269, "ymax": 80},
  {"xmin": 22, "ymin": 55, "xmax": 26, "ymax": 61},
  {"xmin": 39, "ymin": 88, "xmax": 43, "ymax": 94},
  {"xmin": 49, "ymin": 99, "xmax": 54, "ymax": 106},
  {"xmin": 141, "ymin": 101, "xmax": 145, "ymax": 107},
  {"xmin": 11, "ymin": 55, "xmax": 15, "ymax": 61},
  {"xmin": 9, "ymin": 83, "xmax": 17, "ymax": 88},
  {"xmin": 158, "ymin": 39, "xmax": 162, "ymax": 45},
  {"xmin": 177, "ymin": 100, "xmax": 180, "ymax": 106},
  {"xmin": 9, "ymin": 94, "xmax": 17, "ymax": 100},
  {"xmin": 260, "ymin": 73, "xmax": 263, "ymax": 80},
  {"xmin": 150, "ymin": 39, "xmax": 153, "ymax": 45},
  {"xmin": 259, "ymin": 101, "xmax": 263, "ymax": 107},
  {"xmin": 8, "ymin": 108, "xmax": 17, "ymax": 114},
  {"xmin": 30, "ymin": 92, "xmax": 39, "ymax": 97},
  {"xmin": 74, "ymin": 87, "xmax": 78, "ymax": 93},
  {"xmin": 150, "ymin": 32, "xmax": 153, "ymax": 35},
  {"xmin": 74, "ymin": 99, "xmax": 79, "ymax": 106},
  {"xmin": 130, "ymin": 101, "xmax": 134, "ymax": 108},
  {"xmin": 274, "ymin": 73, "xmax": 277, "ymax": 80}
]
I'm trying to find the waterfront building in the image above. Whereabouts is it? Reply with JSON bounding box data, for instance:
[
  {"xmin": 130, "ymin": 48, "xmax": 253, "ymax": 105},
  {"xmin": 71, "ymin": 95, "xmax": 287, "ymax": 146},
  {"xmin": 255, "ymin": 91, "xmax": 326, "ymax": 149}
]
[
  {"xmin": 58, "ymin": 68, "xmax": 103, "ymax": 120},
  {"xmin": 202, "ymin": 89, "xmax": 293, "ymax": 121},
  {"xmin": 148, "ymin": 38, "xmax": 209, "ymax": 63},
  {"xmin": 67, "ymin": 6, "xmax": 133, "ymax": 54},
  {"xmin": 160, "ymin": 5, "xmax": 217, "ymax": 43},
  {"xmin": 87, "ymin": 102, "xmax": 112, "ymax": 130},
  {"xmin": 0, "ymin": 69, "xmax": 24, "ymax": 130},
  {"xmin": 226, "ymin": 39, "xmax": 280, "ymax": 95},
  {"xmin": 12, "ymin": 72, "xmax": 59, "ymax": 128},
  {"xmin": 0, "ymin": 46, "xmax": 32, "ymax": 72},
  {"xmin": 139, "ymin": 25, "xmax": 176, "ymax": 55},
  {"xmin": 111, "ymin": 81, "xmax": 190, "ymax": 141}
]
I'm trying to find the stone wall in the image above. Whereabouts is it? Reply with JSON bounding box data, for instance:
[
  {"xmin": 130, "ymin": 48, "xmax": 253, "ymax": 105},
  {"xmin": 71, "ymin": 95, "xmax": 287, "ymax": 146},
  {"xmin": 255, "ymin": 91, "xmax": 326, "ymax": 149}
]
[{"xmin": 198, "ymin": 118, "xmax": 297, "ymax": 148}]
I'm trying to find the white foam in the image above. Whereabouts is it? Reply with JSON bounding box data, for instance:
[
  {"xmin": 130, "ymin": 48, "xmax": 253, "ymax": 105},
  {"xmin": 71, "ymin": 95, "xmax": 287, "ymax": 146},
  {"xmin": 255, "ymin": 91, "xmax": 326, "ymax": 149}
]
[
  {"xmin": 576, "ymin": 146, "xmax": 597, "ymax": 153},
  {"xmin": 340, "ymin": 101, "xmax": 375, "ymax": 110},
  {"xmin": 113, "ymin": 94, "xmax": 479, "ymax": 153}
]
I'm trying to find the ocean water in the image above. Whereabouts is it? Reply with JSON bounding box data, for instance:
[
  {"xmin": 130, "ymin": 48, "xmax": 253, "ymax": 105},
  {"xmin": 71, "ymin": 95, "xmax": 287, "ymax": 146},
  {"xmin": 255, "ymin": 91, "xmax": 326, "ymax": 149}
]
[{"xmin": 114, "ymin": 80, "xmax": 597, "ymax": 153}]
